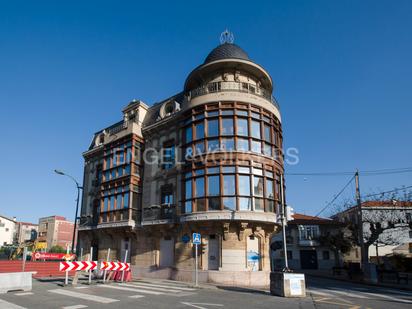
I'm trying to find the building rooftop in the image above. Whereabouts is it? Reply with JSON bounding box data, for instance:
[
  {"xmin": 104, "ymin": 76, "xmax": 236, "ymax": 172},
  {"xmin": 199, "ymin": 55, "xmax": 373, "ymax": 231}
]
[
  {"xmin": 290, "ymin": 213, "xmax": 340, "ymax": 225},
  {"xmin": 204, "ymin": 43, "xmax": 250, "ymax": 64}
]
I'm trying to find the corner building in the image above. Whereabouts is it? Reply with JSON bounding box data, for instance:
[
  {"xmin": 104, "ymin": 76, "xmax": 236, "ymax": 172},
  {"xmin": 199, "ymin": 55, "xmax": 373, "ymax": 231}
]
[{"xmin": 79, "ymin": 39, "xmax": 284, "ymax": 286}]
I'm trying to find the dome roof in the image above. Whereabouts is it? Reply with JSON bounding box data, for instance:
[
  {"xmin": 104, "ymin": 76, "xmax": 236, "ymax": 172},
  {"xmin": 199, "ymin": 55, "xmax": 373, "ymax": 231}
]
[{"xmin": 204, "ymin": 43, "xmax": 250, "ymax": 64}]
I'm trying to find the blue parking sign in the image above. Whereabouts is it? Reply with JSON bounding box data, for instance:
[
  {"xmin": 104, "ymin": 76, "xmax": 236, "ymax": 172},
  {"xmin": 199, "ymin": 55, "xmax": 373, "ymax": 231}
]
[{"xmin": 192, "ymin": 233, "xmax": 201, "ymax": 245}]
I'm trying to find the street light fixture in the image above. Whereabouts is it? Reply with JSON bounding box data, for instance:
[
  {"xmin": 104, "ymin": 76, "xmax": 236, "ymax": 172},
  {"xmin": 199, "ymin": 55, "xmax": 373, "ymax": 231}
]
[{"xmin": 54, "ymin": 169, "xmax": 83, "ymax": 254}]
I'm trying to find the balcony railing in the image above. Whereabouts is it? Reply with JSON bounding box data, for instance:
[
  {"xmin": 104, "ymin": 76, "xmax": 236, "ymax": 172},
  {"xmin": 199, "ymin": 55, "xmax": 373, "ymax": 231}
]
[
  {"xmin": 188, "ymin": 81, "xmax": 280, "ymax": 110},
  {"xmin": 143, "ymin": 204, "xmax": 176, "ymax": 222}
]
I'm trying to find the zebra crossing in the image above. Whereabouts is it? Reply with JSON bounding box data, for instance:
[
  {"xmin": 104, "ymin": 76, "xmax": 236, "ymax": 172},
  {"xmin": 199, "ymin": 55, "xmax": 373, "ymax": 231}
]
[
  {"xmin": 308, "ymin": 287, "xmax": 412, "ymax": 304},
  {"xmin": 0, "ymin": 280, "xmax": 199, "ymax": 309}
]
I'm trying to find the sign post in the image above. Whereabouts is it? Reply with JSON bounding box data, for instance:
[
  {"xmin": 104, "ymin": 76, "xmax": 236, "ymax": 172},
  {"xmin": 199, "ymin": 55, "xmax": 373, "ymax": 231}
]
[
  {"xmin": 103, "ymin": 248, "xmax": 110, "ymax": 283},
  {"xmin": 22, "ymin": 247, "xmax": 28, "ymax": 272},
  {"xmin": 192, "ymin": 233, "xmax": 201, "ymax": 287},
  {"xmin": 121, "ymin": 249, "xmax": 128, "ymax": 282},
  {"xmin": 88, "ymin": 247, "xmax": 93, "ymax": 285},
  {"xmin": 65, "ymin": 245, "xmax": 69, "ymax": 285}
]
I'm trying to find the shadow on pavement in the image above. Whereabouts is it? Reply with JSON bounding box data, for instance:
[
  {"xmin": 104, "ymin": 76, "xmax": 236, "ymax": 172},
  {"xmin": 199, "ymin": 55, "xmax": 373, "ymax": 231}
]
[{"xmin": 216, "ymin": 285, "xmax": 270, "ymax": 296}]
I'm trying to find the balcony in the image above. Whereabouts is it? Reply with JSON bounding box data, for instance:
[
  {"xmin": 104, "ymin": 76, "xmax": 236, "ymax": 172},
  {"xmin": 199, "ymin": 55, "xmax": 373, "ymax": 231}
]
[
  {"xmin": 142, "ymin": 204, "xmax": 176, "ymax": 225},
  {"xmin": 298, "ymin": 238, "xmax": 320, "ymax": 247},
  {"xmin": 188, "ymin": 81, "xmax": 280, "ymax": 110}
]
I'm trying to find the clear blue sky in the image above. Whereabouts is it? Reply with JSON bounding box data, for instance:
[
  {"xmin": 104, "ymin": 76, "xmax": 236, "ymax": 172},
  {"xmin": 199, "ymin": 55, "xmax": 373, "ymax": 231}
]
[{"xmin": 1, "ymin": 0, "xmax": 411, "ymax": 223}]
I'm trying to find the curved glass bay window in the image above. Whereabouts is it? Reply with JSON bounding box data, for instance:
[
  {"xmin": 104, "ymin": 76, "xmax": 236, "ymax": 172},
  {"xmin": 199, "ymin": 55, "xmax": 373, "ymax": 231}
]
[
  {"xmin": 183, "ymin": 103, "xmax": 282, "ymax": 160},
  {"xmin": 183, "ymin": 165, "xmax": 281, "ymax": 214}
]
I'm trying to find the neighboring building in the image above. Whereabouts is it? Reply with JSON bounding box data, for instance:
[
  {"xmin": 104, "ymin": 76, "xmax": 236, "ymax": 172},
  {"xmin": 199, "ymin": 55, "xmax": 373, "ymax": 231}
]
[
  {"xmin": 14, "ymin": 222, "xmax": 38, "ymax": 244},
  {"xmin": 0, "ymin": 215, "xmax": 17, "ymax": 247},
  {"xmin": 79, "ymin": 33, "xmax": 284, "ymax": 286},
  {"xmin": 271, "ymin": 214, "xmax": 343, "ymax": 271},
  {"xmin": 37, "ymin": 216, "xmax": 75, "ymax": 250},
  {"xmin": 333, "ymin": 200, "xmax": 412, "ymax": 262}
]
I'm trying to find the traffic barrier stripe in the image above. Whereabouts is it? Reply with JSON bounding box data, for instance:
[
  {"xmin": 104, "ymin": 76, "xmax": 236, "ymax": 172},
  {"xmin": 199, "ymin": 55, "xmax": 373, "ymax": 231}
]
[
  {"xmin": 100, "ymin": 262, "xmax": 130, "ymax": 271},
  {"xmin": 59, "ymin": 261, "xmax": 98, "ymax": 272}
]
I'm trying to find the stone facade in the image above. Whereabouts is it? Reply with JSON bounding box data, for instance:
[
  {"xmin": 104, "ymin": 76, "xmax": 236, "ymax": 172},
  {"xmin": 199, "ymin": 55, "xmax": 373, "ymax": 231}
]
[{"xmin": 79, "ymin": 37, "xmax": 284, "ymax": 286}]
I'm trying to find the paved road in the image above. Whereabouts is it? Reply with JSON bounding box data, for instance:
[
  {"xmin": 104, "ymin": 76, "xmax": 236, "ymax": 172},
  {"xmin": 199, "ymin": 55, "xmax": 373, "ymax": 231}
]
[{"xmin": 0, "ymin": 276, "xmax": 411, "ymax": 308}]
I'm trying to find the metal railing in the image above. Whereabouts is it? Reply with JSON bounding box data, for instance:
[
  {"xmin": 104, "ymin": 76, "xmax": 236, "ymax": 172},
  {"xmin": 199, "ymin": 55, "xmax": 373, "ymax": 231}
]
[
  {"xmin": 143, "ymin": 205, "xmax": 176, "ymax": 221},
  {"xmin": 188, "ymin": 81, "xmax": 280, "ymax": 110}
]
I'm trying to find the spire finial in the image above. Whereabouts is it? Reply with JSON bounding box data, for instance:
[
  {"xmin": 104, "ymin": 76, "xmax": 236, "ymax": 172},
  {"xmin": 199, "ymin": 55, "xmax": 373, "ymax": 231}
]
[{"xmin": 220, "ymin": 29, "xmax": 234, "ymax": 44}]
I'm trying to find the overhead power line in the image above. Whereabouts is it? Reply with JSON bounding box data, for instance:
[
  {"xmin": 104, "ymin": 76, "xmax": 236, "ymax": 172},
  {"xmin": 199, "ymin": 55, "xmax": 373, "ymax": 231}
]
[
  {"xmin": 286, "ymin": 167, "xmax": 412, "ymax": 177},
  {"xmin": 361, "ymin": 185, "xmax": 412, "ymax": 199},
  {"xmin": 315, "ymin": 175, "xmax": 356, "ymax": 217}
]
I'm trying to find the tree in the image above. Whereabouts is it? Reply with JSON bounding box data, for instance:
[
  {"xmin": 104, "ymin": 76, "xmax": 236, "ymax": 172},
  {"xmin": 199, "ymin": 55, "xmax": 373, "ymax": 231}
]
[
  {"xmin": 49, "ymin": 245, "xmax": 66, "ymax": 253},
  {"xmin": 336, "ymin": 189, "xmax": 412, "ymax": 265},
  {"xmin": 319, "ymin": 230, "xmax": 354, "ymax": 267}
]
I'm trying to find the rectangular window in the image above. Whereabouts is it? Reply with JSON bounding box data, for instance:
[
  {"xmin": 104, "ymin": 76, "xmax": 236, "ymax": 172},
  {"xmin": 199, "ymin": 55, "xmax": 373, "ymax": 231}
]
[
  {"xmin": 134, "ymin": 147, "xmax": 140, "ymax": 164},
  {"xmin": 223, "ymin": 197, "xmax": 236, "ymax": 210},
  {"xmin": 254, "ymin": 198, "xmax": 264, "ymax": 211},
  {"xmin": 299, "ymin": 225, "xmax": 320, "ymax": 240},
  {"xmin": 239, "ymin": 197, "xmax": 251, "ymax": 211},
  {"xmin": 125, "ymin": 164, "xmax": 131, "ymax": 175},
  {"xmin": 264, "ymin": 124, "xmax": 271, "ymax": 143},
  {"xmin": 104, "ymin": 197, "xmax": 108, "ymax": 212},
  {"xmin": 267, "ymin": 200, "xmax": 275, "ymax": 212},
  {"xmin": 236, "ymin": 110, "xmax": 248, "ymax": 117},
  {"xmin": 208, "ymin": 175, "xmax": 220, "ymax": 196},
  {"xmin": 124, "ymin": 192, "xmax": 129, "ymax": 208},
  {"xmin": 110, "ymin": 196, "xmax": 115, "ymax": 211},
  {"xmin": 221, "ymin": 138, "xmax": 234, "ymax": 151},
  {"xmin": 221, "ymin": 118, "xmax": 234, "ymax": 135},
  {"xmin": 163, "ymin": 145, "xmax": 175, "ymax": 169},
  {"xmin": 207, "ymin": 119, "xmax": 219, "ymax": 137},
  {"xmin": 238, "ymin": 175, "xmax": 250, "ymax": 196},
  {"xmin": 236, "ymin": 138, "xmax": 249, "ymax": 151},
  {"xmin": 208, "ymin": 139, "xmax": 220, "ymax": 152},
  {"xmin": 266, "ymin": 179, "xmax": 274, "ymax": 199},
  {"xmin": 127, "ymin": 148, "xmax": 132, "ymax": 163},
  {"xmin": 196, "ymin": 198, "xmax": 206, "ymax": 212},
  {"xmin": 185, "ymin": 201, "xmax": 192, "ymax": 213},
  {"xmin": 111, "ymin": 169, "xmax": 116, "ymax": 179},
  {"xmin": 222, "ymin": 166, "xmax": 235, "ymax": 173},
  {"xmin": 118, "ymin": 167, "xmax": 123, "ymax": 177},
  {"xmin": 195, "ymin": 121, "xmax": 204, "ymax": 140},
  {"xmin": 207, "ymin": 167, "xmax": 220, "ymax": 174},
  {"xmin": 238, "ymin": 166, "xmax": 250, "ymax": 174},
  {"xmin": 186, "ymin": 126, "xmax": 192, "ymax": 143},
  {"xmin": 251, "ymin": 120, "xmax": 261, "ymax": 139},
  {"xmin": 161, "ymin": 192, "xmax": 173, "ymax": 204},
  {"xmin": 236, "ymin": 118, "xmax": 249, "ymax": 136},
  {"xmin": 195, "ymin": 142, "xmax": 205, "ymax": 154},
  {"xmin": 254, "ymin": 176, "xmax": 264, "ymax": 196},
  {"xmin": 195, "ymin": 177, "xmax": 205, "ymax": 197},
  {"xmin": 323, "ymin": 251, "xmax": 330, "ymax": 260},
  {"xmin": 264, "ymin": 143, "xmax": 272, "ymax": 156},
  {"xmin": 208, "ymin": 197, "xmax": 220, "ymax": 210},
  {"xmin": 207, "ymin": 110, "xmax": 219, "ymax": 117},
  {"xmin": 185, "ymin": 180, "xmax": 192, "ymax": 200},
  {"xmin": 116, "ymin": 194, "xmax": 122, "ymax": 209},
  {"xmin": 223, "ymin": 175, "xmax": 235, "ymax": 195},
  {"xmin": 106, "ymin": 156, "xmax": 111, "ymax": 169},
  {"xmin": 251, "ymin": 140, "xmax": 261, "ymax": 153}
]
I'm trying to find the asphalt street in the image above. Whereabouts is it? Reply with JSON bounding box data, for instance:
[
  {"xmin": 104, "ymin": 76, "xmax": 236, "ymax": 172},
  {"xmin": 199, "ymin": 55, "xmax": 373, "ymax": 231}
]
[{"xmin": 0, "ymin": 276, "xmax": 411, "ymax": 309}]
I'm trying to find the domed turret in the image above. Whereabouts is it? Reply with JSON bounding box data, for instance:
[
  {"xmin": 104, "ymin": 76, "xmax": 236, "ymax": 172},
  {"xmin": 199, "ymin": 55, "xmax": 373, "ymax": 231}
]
[{"xmin": 204, "ymin": 43, "xmax": 250, "ymax": 64}]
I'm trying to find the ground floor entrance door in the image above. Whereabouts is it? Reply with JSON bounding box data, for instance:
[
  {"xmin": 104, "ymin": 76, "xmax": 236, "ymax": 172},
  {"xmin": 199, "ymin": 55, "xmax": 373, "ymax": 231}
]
[
  {"xmin": 159, "ymin": 237, "xmax": 174, "ymax": 267},
  {"xmin": 300, "ymin": 250, "xmax": 318, "ymax": 269},
  {"xmin": 208, "ymin": 235, "xmax": 219, "ymax": 270}
]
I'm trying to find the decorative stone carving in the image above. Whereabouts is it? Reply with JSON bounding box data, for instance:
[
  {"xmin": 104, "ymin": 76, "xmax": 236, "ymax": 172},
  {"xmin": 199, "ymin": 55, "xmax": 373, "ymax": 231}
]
[
  {"xmin": 238, "ymin": 222, "xmax": 248, "ymax": 241},
  {"xmin": 222, "ymin": 223, "xmax": 230, "ymax": 240}
]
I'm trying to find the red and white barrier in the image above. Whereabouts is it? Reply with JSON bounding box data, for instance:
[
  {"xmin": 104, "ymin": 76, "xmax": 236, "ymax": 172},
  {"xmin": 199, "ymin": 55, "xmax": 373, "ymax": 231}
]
[
  {"xmin": 59, "ymin": 261, "xmax": 97, "ymax": 272},
  {"xmin": 100, "ymin": 261, "xmax": 130, "ymax": 271}
]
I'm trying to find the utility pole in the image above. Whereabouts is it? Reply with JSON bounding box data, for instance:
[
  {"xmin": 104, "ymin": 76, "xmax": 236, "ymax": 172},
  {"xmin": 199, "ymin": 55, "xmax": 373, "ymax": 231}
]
[
  {"xmin": 280, "ymin": 174, "xmax": 289, "ymax": 271},
  {"xmin": 355, "ymin": 171, "xmax": 367, "ymax": 272}
]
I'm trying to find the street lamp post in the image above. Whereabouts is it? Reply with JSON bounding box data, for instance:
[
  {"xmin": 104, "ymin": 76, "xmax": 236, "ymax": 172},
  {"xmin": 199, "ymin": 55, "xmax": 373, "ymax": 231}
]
[{"xmin": 54, "ymin": 169, "xmax": 83, "ymax": 254}]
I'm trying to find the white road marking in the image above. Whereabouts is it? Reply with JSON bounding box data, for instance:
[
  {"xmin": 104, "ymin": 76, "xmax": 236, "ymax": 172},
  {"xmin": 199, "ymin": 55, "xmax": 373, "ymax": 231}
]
[
  {"xmin": 128, "ymin": 295, "xmax": 145, "ymax": 299},
  {"xmin": 309, "ymin": 289, "xmax": 334, "ymax": 297},
  {"xmin": 74, "ymin": 286, "xmax": 89, "ymax": 289},
  {"xmin": 48, "ymin": 289, "xmax": 119, "ymax": 304},
  {"xmin": 14, "ymin": 292, "xmax": 34, "ymax": 296},
  {"xmin": 0, "ymin": 298, "xmax": 27, "ymax": 309},
  {"xmin": 326, "ymin": 289, "xmax": 369, "ymax": 299},
  {"xmin": 126, "ymin": 282, "xmax": 196, "ymax": 292},
  {"xmin": 361, "ymin": 292, "xmax": 412, "ymax": 304},
  {"xmin": 98, "ymin": 284, "xmax": 164, "ymax": 295},
  {"xmin": 130, "ymin": 281, "xmax": 196, "ymax": 291},
  {"xmin": 62, "ymin": 305, "xmax": 88, "ymax": 309},
  {"xmin": 181, "ymin": 302, "xmax": 224, "ymax": 309}
]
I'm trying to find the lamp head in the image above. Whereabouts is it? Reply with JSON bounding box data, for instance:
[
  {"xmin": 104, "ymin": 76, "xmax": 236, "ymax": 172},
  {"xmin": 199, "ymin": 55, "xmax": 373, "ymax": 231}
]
[{"xmin": 54, "ymin": 169, "xmax": 65, "ymax": 175}]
